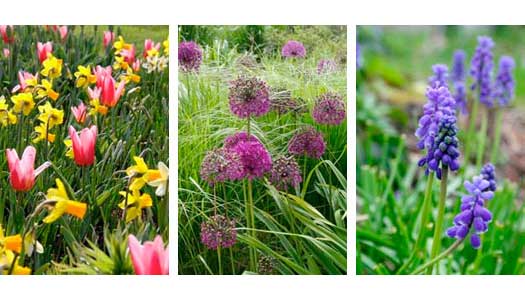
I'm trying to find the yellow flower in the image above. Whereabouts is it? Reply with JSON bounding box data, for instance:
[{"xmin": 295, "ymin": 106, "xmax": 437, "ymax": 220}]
[
  {"xmin": 126, "ymin": 156, "xmax": 150, "ymax": 176},
  {"xmin": 0, "ymin": 97, "xmax": 17, "ymax": 126},
  {"xmin": 11, "ymin": 92, "xmax": 35, "ymax": 116},
  {"xmin": 0, "ymin": 225, "xmax": 22, "ymax": 253},
  {"xmin": 118, "ymin": 189, "xmax": 152, "ymax": 223},
  {"xmin": 113, "ymin": 55, "xmax": 130, "ymax": 71},
  {"xmin": 163, "ymin": 39, "xmax": 169, "ymax": 56},
  {"xmin": 35, "ymin": 79, "xmax": 59, "ymax": 101},
  {"xmin": 40, "ymin": 54, "xmax": 63, "ymax": 79},
  {"xmin": 0, "ymin": 250, "xmax": 31, "ymax": 275},
  {"xmin": 147, "ymin": 161, "xmax": 169, "ymax": 196},
  {"xmin": 121, "ymin": 67, "xmax": 141, "ymax": 84},
  {"xmin": 64, "ymin": 139, "xmax": 74, "ymax": 159},
  {"xmin": 43, "ymin": 179, "xmax": 87, "ymax": 223},
  {"xmin": 88, "ymin": 98, "xmax": 108, "ymax": 116},
  {"xmin": 37, "ymin": 102, "xmax": 64, "ymax": 128},
  {"xmin": 113, "ymin": 36, "xmax": 132, "ymax": 53},
  {"xmin": 74, "ymin": 65, "xmax": 96, "ymax": 89},
  {"xmin": 33, "ymin": 124, "xmax": 55, "ymax": 143}
]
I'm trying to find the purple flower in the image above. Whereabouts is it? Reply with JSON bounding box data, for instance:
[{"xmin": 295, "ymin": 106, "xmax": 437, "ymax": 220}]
[
  {"xmin": 224, "ymin": 132, "xmax": 272, "ymax": 180},
  {"xmin": 480, "ymin": 163, "xmax": 497, "ymax": 192},
  {"xmin": 228, "ymin": 76, "xmax": 270, "ymax": 119},
  {"xmin": 200, "ymin": 215, "xmax": 237, "ymax": 250},
  {"xmin": 453, "ymin": 81, "xmax": 468, "ymax": 115},
  {"xmin": 288, "ymin": 127, "xmax": 326, "ymax": 159},
  {"xmin": 470, "ymin": 36, "xmax": 494, "ymax": 107},
  {"xmin": 270, "ymin": 156, "xmax": 302, "ymax": 190},
  {"xmin": 417, "ymin": 115, "xmax": 460, "ymax": 179},
  {"xmin": 200, "ymin": 148, "xmax": 244, "ymax": 186},
  {"xmin": 281, "ymin": 40, "xmax": 306, "ymax": 58},
  {"xmin": 451, "ymin": 50, "xmax": 466, "ymax": 82},
  {"xmin": 446, "ymin": 174, "xmax": 494, "ymax": 249},
  {"xmin": 356, "ymin": 42, "xmax": 361, "ymax": 69},
  {"xmin": 317, "ymin": 59, "xmax": 337, "ymax": 74},
  {"xmin": 493, "ymin": 56, "xmax": 515, "ymax": 106},
  {"xmin": 178, "ymin": 41, "xmax": 203, "ymax": 72},
  {"xmin": 415, "ymin": 85, "xmax": 456, "ymax": 151},
  {"xmin": 312, "ymin": 92, "xmax": 346, "ymax": 125},
  {"xmin": 428, "ymin": 64, "xmax": 449, "ymax": 88}
]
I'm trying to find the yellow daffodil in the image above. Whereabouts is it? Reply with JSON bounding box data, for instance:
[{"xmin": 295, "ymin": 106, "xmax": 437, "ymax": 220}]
[
  {"xmin": 163, "ymin": 39, "xmax": 169, "ymax": 56},
  {"xmin": 40, "ymin": 54, "xmax": 63, "ymax": 79},
  {"xmin": 0, "ymin": 250, "xmax": 31, "ymax": 275},
  {"xmin": 64, "ymin": 138, "xmax": 74, "ymax": 159},
  {"xmin": 147, "ymin": 161, "xmax": 169, "ymax": 196},
  {"xmin": 37, "ymin": 102, "xmax": 64, "ymax": 128},
  {"xmin": 35, "ymin": 79, "xmax": 59, "ymax": 101},
  {"xmin": 113, "ymin": 55, "xmax": 130, "ymax": 71},
  {"xmin": 0, "ymin": 225, "xmax": 22, "ymax": 253},
  {"xmin": 88, "ymin": 98, "xmax": 108, "ymax": 116},
  {"xmin": 74, "ymin": 65, "xmax": 96, "ymax": 88},
  {"xmin": 118, "ymin": 189, "xmax": 152, "ymax": 223},
  {"xmin": 33, "ymin": 124, "xmax": 55, "ymax": 143},
  {"xmin": 0, "ymin": 97, "xmax": 17, "ymax": 126},
  {"xmin": 43, "ymin": 179, "xmax": 87, "ymax": 223},
  {"xmin": 126, "ymin": 156, "xmax": 154, "ymax": 191},
  {"xmin": 146, "ymin": 47, "xmax": 159, "ymax": 57},
  {"xmin": 113, "ymin": 36, "xmax": 132, "ymax": 53},
  {"xmin": 11, "ymin": 92, "xmax": 35, "ymax": 116},
  {"xmin": 121, "ymin": 67, "xmax": 141, "ymax": 84}
]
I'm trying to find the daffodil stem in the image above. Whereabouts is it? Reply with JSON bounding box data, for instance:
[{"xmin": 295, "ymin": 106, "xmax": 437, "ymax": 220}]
[
  {"xmin": 427, "ymin": 167, "xmax": 449, "ymax": 274},
  {"xmin": 411, "ymin": 239, "xmax": 464, "ymax": 275}
]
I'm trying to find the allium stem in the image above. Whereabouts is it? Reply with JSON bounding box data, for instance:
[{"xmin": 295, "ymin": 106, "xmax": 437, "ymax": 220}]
[
  {"xmin": 490, "ymin": 108, "xmax": 503, "ymax": 164},
  {"xmin": 476, "ymin": 108, "xmax": 488, "ymax": 170},
  {"xmin": 247, "ymin": 178, "xmax": 256, "ymax": 271},
  {"xmin": 217, "ymin": 245, "xmax": 223, "ymax": 275},
  {"xmin": 427, "ymin": 167, "xmax": 449, "ymax": 274},
  {"xmin": 411, "ymin": 238, "xmax": 463, "ymax": 275}
]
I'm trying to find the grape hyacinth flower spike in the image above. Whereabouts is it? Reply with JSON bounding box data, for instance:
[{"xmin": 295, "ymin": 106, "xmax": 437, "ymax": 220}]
[
  {"xmin": 451, "ymin": 50, "xmax": 467, "ymax": 114},
  {"xmin": 470, "ymin": 36, "xmax": 494, "ymax": 107},
  {"xmin": 493, "ymin": 56, "xmax": 515, "ymax": 107},
  {"xmin": 428, "ymin": 64, "xmax": 449, "ymax": 88}
]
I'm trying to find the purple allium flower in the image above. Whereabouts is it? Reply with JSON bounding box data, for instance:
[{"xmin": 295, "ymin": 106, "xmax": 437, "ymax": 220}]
[
  {"xmin": 480, "ymin": 163, "xmax": 497, "ymax": 192},
  {"xmin": 493, "ymin": 56, "xmax": 515, "ymax": 106},
  {"xmin": 281, "ymin": 40, "xmax": 306, "ymax": 58},
  {"xmin": 228, "ymin": 76, "xmax": 270, "ymax": 119},
  {"xmin": 446, "ymin": 174, "xmax": 494, "ymax": 249},
  {"xmin": 200, "ymin": 148, "xmax": 244, "ymax": 186},
  {"xmin": 200, "ymin": 215, "xmax": 237, "ymax": 250},
  {"xmin": 224, "ymin": 132, "xmax": 272, "ymax": 180},
  {"xmin": 470, "ymin": 36, "xmax": 494, "ymax": 107},
  {"xmin": 417, "ymin": 115, "xmax": 460, "ymax": 179},
  {"xmin": 317, "ymin": 59, "xmax": 337, "ymax": 75},
  {"xmin": 415, "ymin": 85, "xmax": 456, "ymax": 151},
  {"xmin": 178, "ymin": 41, "xmax": 203, "ymax": 72},
  {"xmin": 428, "ymin": 64, "xmax": 449, "ymax": 88},
  {"xmin": 312, "ymin": 92, "xmax": 346, "ymax": 126},
  {"xmin": 269, "ymin": 156, "xmax": 302, "ymax": 190},
  {"xmin": 288, "ymin": 127, "xmax": 326, "ymax": 159},
  {"xmin": 452, "ymin": 50, "xmax": 466, "ymax": 82}
]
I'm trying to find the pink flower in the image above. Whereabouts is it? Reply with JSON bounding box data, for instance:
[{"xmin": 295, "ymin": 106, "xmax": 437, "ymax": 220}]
[
  {"xmin": 59, "ymin": 26, "xmax": 68, "ymax": 41},
  {"xmin": 87, "ymin": 86, "xmax": 101, "ymax": 100},
  {"xmin": 3, "ymin": 48, "xmax": 9, "ymax": 57},
  {"xmin": 71, "ymin": 102, "xmax": 87, "ymax": 124},
  {"xmin": 0, "ymin": 25, "xmax": 14, "ymax": 44},
  {"xmin": 100, "ymin": 75, "xmax": 125, "ymax": 107},
  {"xmin": 69, "ymin": 126, "xmax": 97, "ymax": 166},
  {"xmin": 93, "ymin": 65, "xmax": 112, "ymax": 88},
  {"xmin": 6, "ymin": 146, "xmax": 50, "ymax": 192},
  {"xmin": 103, "ymin": 31, "xmax": 114, "ymax": 48},
  {"xmin": 37, "ymin": 42, "xmax": 53, "ymax": 63},
  {"xmin": 143, "ymin": 39, "xmax": 160, "ymax": 58},
  {"xmin": 132, "ymin": 59, "xmax": 141, "ymax": 72},
  {"xmin": 128, "ymin": 234, "xmax": 169, "ymax": 275},
  {"xmin": 120, "ymin": 44, "xmax": 136, "ymax": 64},
  {"xmin": 12, "ymin": 71, "xmax": 37, "ymax": 93}
]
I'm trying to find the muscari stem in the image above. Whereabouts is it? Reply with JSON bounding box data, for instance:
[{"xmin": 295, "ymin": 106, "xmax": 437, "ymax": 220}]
[
  {"xmin": 490, "ymin": 108, "xmax": 503, "ymax": 164},
  {"xmin": 427, "ymin": 167, "xmax": 449, "ymax": 274},
  {"xmin": 464, "ymin": 99, "xmax": 479, "ymax": 165},
  {"xmin": 411, "ymin": 238, "xmax": 464, "ymax": 275},
  {"xmin": 475, "ymin": 107, "xmax": 488, "ymax": 170}
]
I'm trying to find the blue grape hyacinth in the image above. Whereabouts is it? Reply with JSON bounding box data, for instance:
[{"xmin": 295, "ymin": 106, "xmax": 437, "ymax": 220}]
[
  {"xmin": 470, "ymin": 36, "xmax": 494, "ymax": 107},
  {"xmin": 493, "ymin": 55, "xmax": 515, "ymax": 106},
  {"xmin": 480, "ymin": 163, "xmax": 497, "ymax": 192},
  {"xmin": 451, "ymin": 50, "xmax": 468, "ymax": 114},
  {"xmin": 446, "ymin": 172, "xmax": 495, "ymax": 249},
  {"xmin": 428, "ymin": 64, "xmax": 449, "ymax": 88}
]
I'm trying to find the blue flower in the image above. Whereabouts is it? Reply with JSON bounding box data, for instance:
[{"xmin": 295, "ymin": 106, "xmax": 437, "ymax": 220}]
[
  {"xmin": 470, "ymin": 36, "xmax": 494, "ymax": 107},
  {"xmin": 428, "ymin": 64, "xmax": 449, "ymax": 88},
  {"xmin": 493, "ymin": 56, "xmax": 515, "ymax": 106}
]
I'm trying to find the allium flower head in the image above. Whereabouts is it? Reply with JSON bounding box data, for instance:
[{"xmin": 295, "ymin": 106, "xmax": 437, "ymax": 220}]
[
  {"xmin": 178, "ymin": 41, "xmax": 202, "ymax": 72},
  {"xmin": 281, "ymin": 40, "xmax": 306, "ymax": 58},
  {"xmin": 480, "ymin": 163, "xmax": 497, "ymax": 192},
  {"xmin": 288, "ymin": 127, "xmax": 326, "ymax": 159},
  {"xmin": 200, "ymin": 215, "xmax": 237, "ymax": 250},
  {"xmin": 228, "ymin": 76, "xmax": 270, "ymax": 119},
  {"xmin": 446, "ymin": 174, "xmax": 494, "ymax": 249},
  {"xmin": 418, "ymin": 115, "xmax": 460, "ymax": 179},
  {"xmin": 200, "ymin": 148, "xmax": 244, "ymax": 186},
  {"xmin": 470, "ymin": 36, "xmax": 494, "ymax": 107},
  {"xmin": 312, "ymin": 92, "xmax": 346, "ymax": 125},
  {"xmin": 317, "ymin": 59, "xmax": 337, "ymax": 74},
  {"xmin": 224, "ymin": 132, "xmax": 272, "ymax": 180},
  {"xmin": 493, "ymin": 55, "xmax": 515, "ymax": 106},
  {"xmin": 428, "ymin": 64, "xmax": 449, "ymax": 88},
  {"xmin": 270, "ymin": 156, "xmax": 302, "ymax": 190},
  {"xmin": 452, "ymin": 50, "xmax": 466, "ymax": 82},
  {"xmin": 415, "ymin": 85, "xmax": 456, "ymax": 151}
]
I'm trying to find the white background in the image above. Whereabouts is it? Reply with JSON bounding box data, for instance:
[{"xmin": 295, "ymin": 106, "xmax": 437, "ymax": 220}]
[{"xmin": 1, "ymin": 0, "xmax": 523, "ymax": 299}]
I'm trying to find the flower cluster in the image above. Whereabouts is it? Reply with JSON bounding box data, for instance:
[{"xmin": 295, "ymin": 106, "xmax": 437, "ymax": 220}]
[
  {"xmin": 33, "ymin": 101, "xmax": 64, "ymax": 143},
  {"xmin": 447, "ymin": 173, "xmax": 494, "ymax": 249},
  {"xmin": 200, "ymin": 147, "xmax": 244, "ymax": 186},
  {"xmin": 0, "ymin": 225, "xmax": 29, "ymax": 275},
  {"xmin": 178, "ymin": 41, "xmax": 202, "ymax": 72},
  {"xmin": 493, "ymin": 56, "xmax": 515, "ymax": 106},
  {"xmin": 428, "ymin": 64, "xmax": 448, "ymax": 88},
  {"xmin": 451, "ymin": 50, "xmax": 467, "ymax": 114},
  {"xmin": 269, "ymin": 156, "xmax": 302, "ymax": 190},
  {"xmin": 281, "ymin": 40, "xmax": 306, "ymax": 58},
  {"xmin": 224, "ymin": 132, "xmax": 272, "ymax": 180},
  {"xmin": 200, "ymin": 215, "xmax": 237, "ymax": 250},
  {"xmin": 317, "ymin": 59, "xmax": 337, "ymax": 75},
  {"xmin": 480, "ymin": 163, "xmax": 497, "ymax": 192},
  {"xmin": 142, "ymin": 38, "xmax": 169, "ymax": 73},
  {"xmin": 228, "ymin": 76, "xmax": 270, "ymax": 119},
  {"xmin": 288, "ymin": 127, "xmax": 326, "ymax": 159},
  {"xmin": 470, "ymin": 36, "xmax": 494, "ymax": 107},
  {"xmin": 312, "ymin": 92, "xmax": 346, "ymax": 125},
  {"xmin": 269, "ymin": 89, "xmax": 307, "ymax": 115}
]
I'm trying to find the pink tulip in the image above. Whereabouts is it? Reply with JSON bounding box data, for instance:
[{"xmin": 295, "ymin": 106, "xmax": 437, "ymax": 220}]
[
  {"xmin": 100, "ymin": 75, "xmax": 125, "ymax": 107},
  {"xmin": 143, "ymin": 39, "xmax": 160, "ymax": 58},
  {"xmin": 128, "ymin": 234, "xmax": 169, "ymax": 275},
  {"xmin": 103, "ymin": 31, "xmax": 114, "ymax": 48},
  {"xmin": 120, "ymin": 44, "xmax": 136, "ymax": 64},
  {"xmin": 132, "ymin": 59, "xmax": 141, "ymax": 72},
  {"xmin": 93, "ymin": 65, "xmax": 112, "ymax": 88},
  {"xmin": 6, "ymin": 146, "xmax": 50, "ymax": 192},
  {"xmin": 59, "ymin": 26, "xmax": 68, "ymax": 41},
  {"xmin": 69, "ymin": 126, "xmax": 97, "ymax": 166},
  {"xmin": 12, "ymin": 71, "xmax": 37, "ymax": 93},
  {"xmin": 71, "ymin": 102, "xmax": 87, "ymax": 124},
  {"xmin": 3, "ymin": 48, "xmax": 9, "ymax": 57},
  {"xmin": 37, "ymin": 42, "xmax": 53, "ymax": 63},
  {"xmin": 0, "ymin": 25, "xmax": 14, "ymax": 44},
  {"xmin": 87, "ymin": 86, "xmax": 101, "ymax": 100}
]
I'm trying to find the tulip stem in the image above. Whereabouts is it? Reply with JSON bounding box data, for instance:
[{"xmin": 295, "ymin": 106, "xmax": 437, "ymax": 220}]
[
  {"xmin": 427, "ymin": 167, "xmax": 449, "ymax": 274},
  {"xmin": 411, "ymin": 239, "xmax": 464, "ymax": 275}
]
